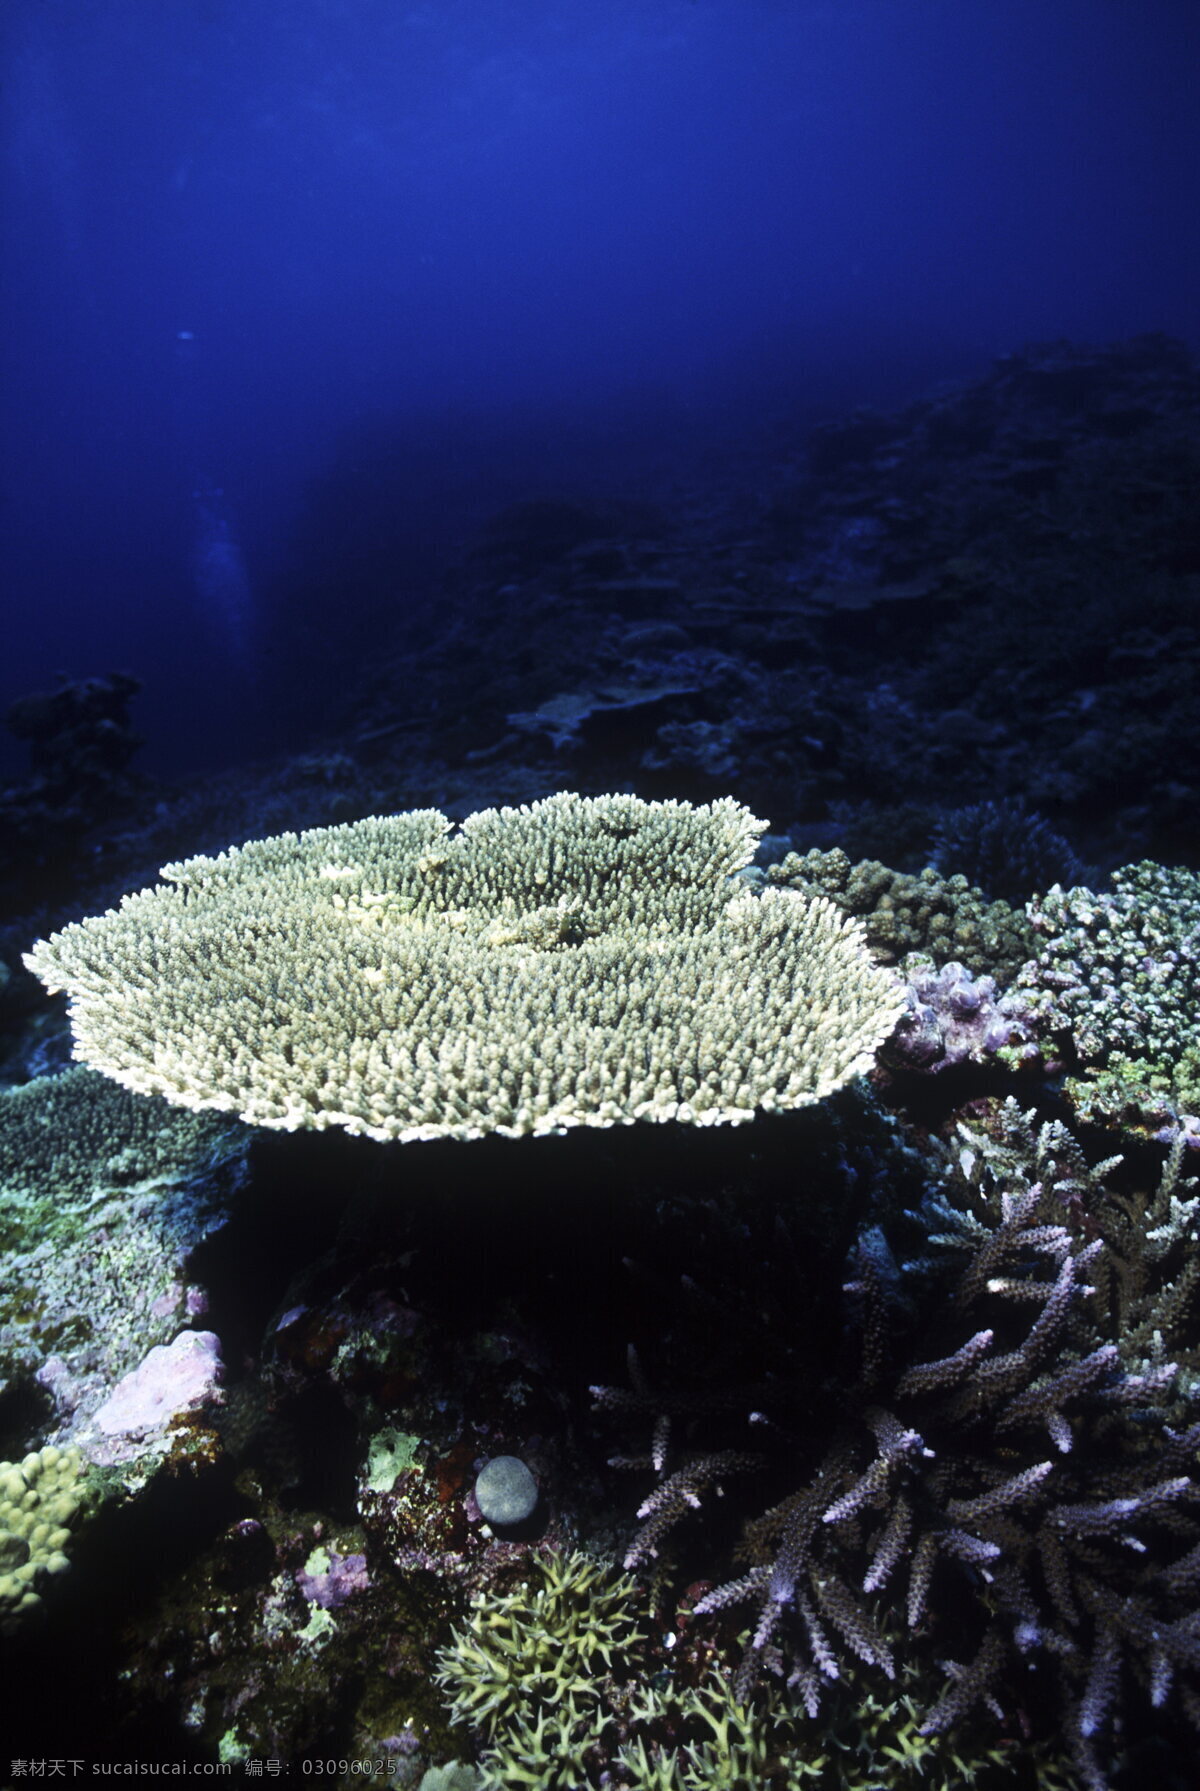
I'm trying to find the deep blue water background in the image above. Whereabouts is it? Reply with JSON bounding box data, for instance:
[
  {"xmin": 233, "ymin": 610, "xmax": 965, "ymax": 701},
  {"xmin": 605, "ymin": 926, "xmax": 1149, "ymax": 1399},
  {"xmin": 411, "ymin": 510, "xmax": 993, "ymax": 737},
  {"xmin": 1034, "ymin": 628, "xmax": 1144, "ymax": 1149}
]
[{"xmin": 2, "ymin": 0, "xmax": 1197, "ymax": 777}]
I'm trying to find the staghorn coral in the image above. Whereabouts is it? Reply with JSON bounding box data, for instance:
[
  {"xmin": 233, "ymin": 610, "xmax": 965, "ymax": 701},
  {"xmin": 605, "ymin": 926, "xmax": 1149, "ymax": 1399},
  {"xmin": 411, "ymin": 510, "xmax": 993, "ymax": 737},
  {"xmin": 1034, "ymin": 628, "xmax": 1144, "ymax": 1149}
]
[
  {"xmin": 433, "ymin": 1549, "xmax": 645, "ymax": 1788},
  {"xmin": 1089, "ymin": 1131, "xmax": 1200, "ymax": 1390},
  {"xmin": 767, "ymin": 847, "xmax": 1034, "ymax": 981},
  {"xmin": 595, "ymin": 1102, "xmax": 1200, "ymax": 1789},
  {"xmin": 613, "ymin": 1656, "xmax": 1012, "ymax": 1790},
  {"xmin": 945, "ymin": 1103, "xmax": 1200, "ymax": 1413},
  {"xmin": 25, "ymin": 794, "xmax": 902, "ymax": 1143}
]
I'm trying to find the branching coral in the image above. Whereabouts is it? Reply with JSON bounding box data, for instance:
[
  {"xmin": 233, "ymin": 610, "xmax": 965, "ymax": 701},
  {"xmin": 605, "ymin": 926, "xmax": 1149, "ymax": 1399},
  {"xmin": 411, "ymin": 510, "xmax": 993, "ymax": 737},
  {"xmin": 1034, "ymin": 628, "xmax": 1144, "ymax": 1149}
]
[
  {"xmin": 595, "ymin": 1102, "xmax": 1200, "ymax": 1789},
  {"xmin": 432, "ymin": 1549, "xmax": 1044, "ymax": 1788},
  {"xmin": 941, "ymin": 1103, "xmax": 1200, "ymax": 1393},
  {"xmin": 930, "ymin": 798, "xmax": 1088, "ymax": 905},
  {"xmin": 433, "ymin": 1549, "xmax": 646, "ymax": 1788},
  {"xmin": 767, "ymin": 847, "xmax": 1033, "ymax": 980}
]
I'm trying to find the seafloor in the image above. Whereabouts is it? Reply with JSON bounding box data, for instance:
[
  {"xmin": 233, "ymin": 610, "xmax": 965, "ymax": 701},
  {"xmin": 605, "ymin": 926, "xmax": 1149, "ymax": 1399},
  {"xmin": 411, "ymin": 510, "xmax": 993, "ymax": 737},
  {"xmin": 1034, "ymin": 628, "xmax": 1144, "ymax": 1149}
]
[{"xmin": 2, "ymin": 335, "xmax": 1199, "ymax": 1789}]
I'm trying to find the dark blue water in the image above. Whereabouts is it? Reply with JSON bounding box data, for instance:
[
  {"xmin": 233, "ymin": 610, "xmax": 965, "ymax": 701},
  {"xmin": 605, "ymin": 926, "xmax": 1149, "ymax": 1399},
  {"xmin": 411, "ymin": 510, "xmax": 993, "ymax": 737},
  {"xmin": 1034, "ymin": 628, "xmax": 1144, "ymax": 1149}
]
[{"xmin": 2, "ymin": 0, "xmax": 1197, "ymax": 776}]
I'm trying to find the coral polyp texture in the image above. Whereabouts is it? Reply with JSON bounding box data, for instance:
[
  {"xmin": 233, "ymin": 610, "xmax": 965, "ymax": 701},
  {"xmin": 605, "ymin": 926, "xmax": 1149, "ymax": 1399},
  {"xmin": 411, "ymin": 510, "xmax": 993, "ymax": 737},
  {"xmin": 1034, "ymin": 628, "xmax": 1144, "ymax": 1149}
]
[
  {"xmin": 24, "ymin": 793, "xmax": 902, "ymax": 1142},
  {"xmin": 0, "ymin": 1445, "xmax": 84, "ymax": 1632},
  {"xmin": 767, "ymin": 847, "xmax": 1034, "ymax": 980},
  {"xmin": 1022, "ymin": 861, "xmax": 1200, "ymax": 1133}
]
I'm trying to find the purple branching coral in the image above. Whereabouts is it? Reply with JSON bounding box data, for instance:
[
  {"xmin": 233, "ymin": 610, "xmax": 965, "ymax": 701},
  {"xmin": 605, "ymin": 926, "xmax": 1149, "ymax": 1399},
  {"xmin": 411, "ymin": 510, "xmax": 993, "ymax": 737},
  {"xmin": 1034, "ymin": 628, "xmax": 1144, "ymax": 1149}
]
[{"xmin": 592, "ymin": 1100, "xmax": 1200, "ymax": 1789}]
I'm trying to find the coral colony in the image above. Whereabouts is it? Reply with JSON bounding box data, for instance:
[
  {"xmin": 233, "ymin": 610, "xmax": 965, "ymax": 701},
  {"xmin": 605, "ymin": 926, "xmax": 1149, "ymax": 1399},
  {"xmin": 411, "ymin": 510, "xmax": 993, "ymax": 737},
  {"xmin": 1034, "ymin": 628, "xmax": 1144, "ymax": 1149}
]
[
  {"xmin": 594, "ymin": 1107, "xmax": 1200, "ymax": 1789},
  {"xmin": 15, "ymin": 787, "xmax": 1200, "ymax": 1787},
  {"xmin": 5, "ymin": 339, "xmax": 1200, "ymax": 1786}
]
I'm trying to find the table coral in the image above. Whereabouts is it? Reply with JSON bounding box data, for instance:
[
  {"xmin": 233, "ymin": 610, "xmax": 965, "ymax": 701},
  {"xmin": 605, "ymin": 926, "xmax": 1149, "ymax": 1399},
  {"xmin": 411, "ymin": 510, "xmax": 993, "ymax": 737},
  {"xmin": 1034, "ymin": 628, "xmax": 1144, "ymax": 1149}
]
[{"xmin": 26, "ymin": 794, "xmax": 902, "ymax": 1142}]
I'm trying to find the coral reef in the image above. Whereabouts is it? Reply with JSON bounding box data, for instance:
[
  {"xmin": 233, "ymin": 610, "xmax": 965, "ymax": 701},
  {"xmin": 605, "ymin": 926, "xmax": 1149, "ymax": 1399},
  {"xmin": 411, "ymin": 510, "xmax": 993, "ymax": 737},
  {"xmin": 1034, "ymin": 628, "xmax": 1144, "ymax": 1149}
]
[
  {"xmin": 25, "ymin": 794, "xmax": 902, "ymax": 1141},
  {"xmin": 507, "ymin": 671, "xmax": 712, "ymax": 753},
  {"xmin": 329, "ymin": 336, "xmax": 1200, "ymax": 867},
  {"xmin": 595, "ymin": 1101, "xmax": 1200, "ymax": 1789},
  {"xmin": 433, "ymin": 1549, "xmax": 1037, "ymax": 1789},
  {"xmin": 5, "ymin": 336, "xmax": 1200, "ymax": 1778}
]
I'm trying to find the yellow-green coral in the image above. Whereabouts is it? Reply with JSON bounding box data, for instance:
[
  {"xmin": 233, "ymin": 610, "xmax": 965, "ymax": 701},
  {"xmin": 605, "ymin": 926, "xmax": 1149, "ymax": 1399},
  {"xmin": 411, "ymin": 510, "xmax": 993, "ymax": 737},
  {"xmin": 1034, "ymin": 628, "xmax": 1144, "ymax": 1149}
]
[
  {"xmin": 26, "ymin": 795, "xmax": 901, "ymax": 1143},
  {"xmin": 434, "ymin": 1549, "xmax": 642, "ymax": 1744},
  {"xmin": 617, "ymin": 1658, "xmax": 1017, "ymax": 1791},
  {"xmin": 431, "ymin": 1550, "xmax": 1071, "ymax": 1790},
  {"xmin": 0, "ymin": 1445, "xmax": 84, "ymax": 1631},
  {"xmin": 768, "ymin": 848, "xmax": 1033, "ymax": 980}
]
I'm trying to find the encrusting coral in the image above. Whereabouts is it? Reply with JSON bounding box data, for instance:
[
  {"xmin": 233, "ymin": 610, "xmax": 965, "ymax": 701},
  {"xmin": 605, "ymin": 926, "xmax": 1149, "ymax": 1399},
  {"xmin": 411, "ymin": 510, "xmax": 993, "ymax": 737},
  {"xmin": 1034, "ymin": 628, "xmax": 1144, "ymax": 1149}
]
[
  {"xmin": 0, "ymin": 1067, "xmax": 248, "ymax": 1453},
  {"xmin": 25, "ymin": 794, "xmax": 902, "ymax": 1143},
  {"xmin": 0, "ymin": 1065, "xmax": 240, "ymax": 1245}
]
